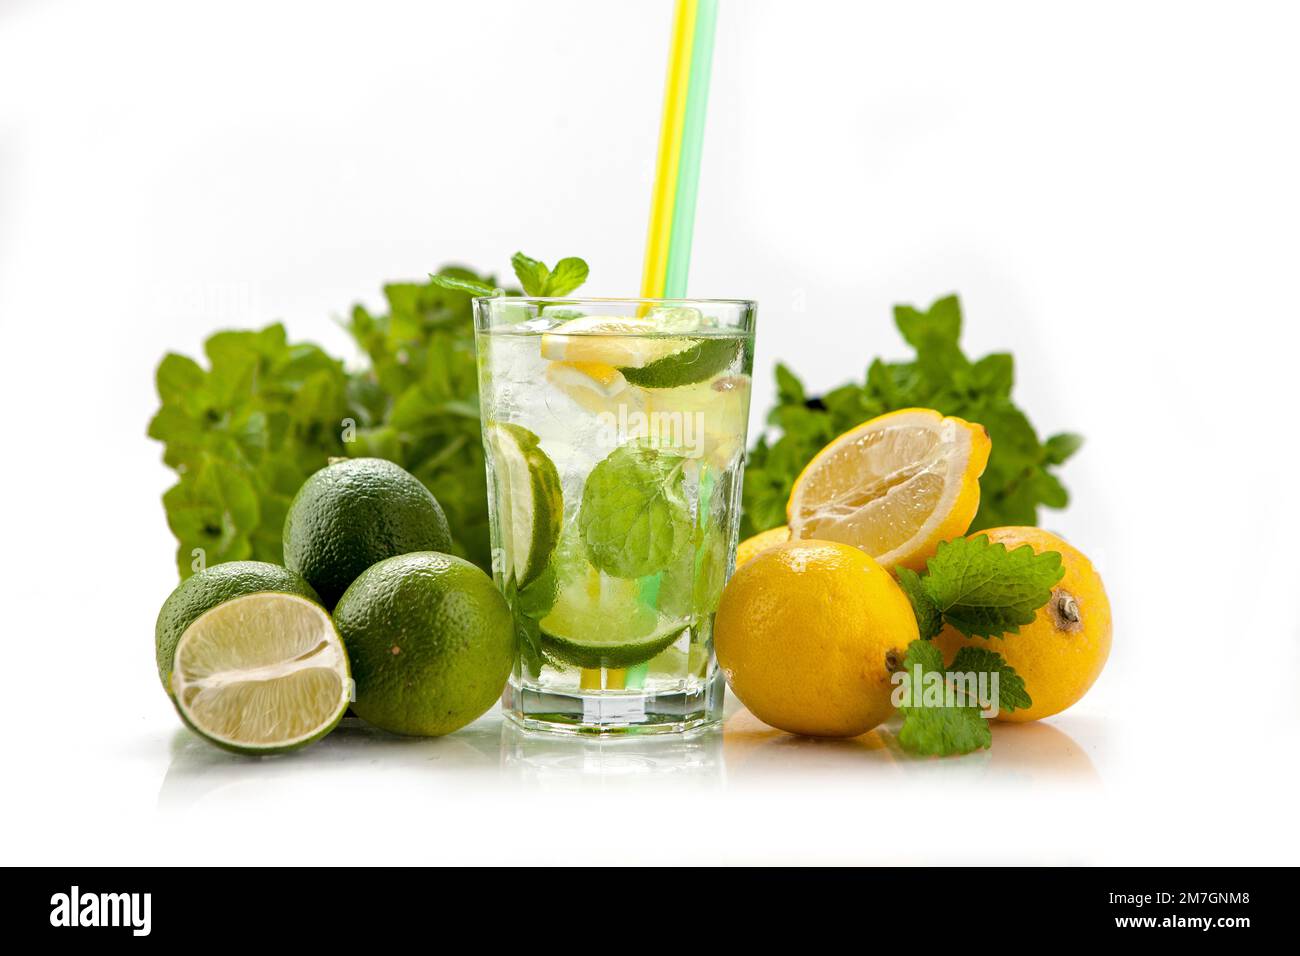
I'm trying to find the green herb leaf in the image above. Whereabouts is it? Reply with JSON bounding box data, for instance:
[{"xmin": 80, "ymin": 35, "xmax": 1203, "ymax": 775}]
[
  {"xmin": 511, "ymin": 252, "xmax": 550, "ymax": 296},
  {"xmin": 544, "ymin": 257, "xmax": 590, "ymax": 296},
  {"xmin": 428, "ymin": 273, "xmax": 498, "ymax": 297},
  {"xmin": 510, "ymin": 252, "xmax": 590, "ymax": 297},
  {"xmin": 921, "ymin": 535, "xmax": 1065, "ymax": 638},
  {"xmin": 578, "ymin": 444, "xmax": 691, "ymax": 579},
  {"xmin": 1044, "ymin": 431, "xmax": 1085, "ymax": 465},
  {"xmin": 149, "ymin": 324, "xmax": 351, "ymax": 577},
  {"xmin": 896, "ymin": 639, "xmax": 991, "ymax": 756},
  {"xmin": 895, "ymin": 567, "xmax": 943, "ymax": 640},
  {"xmin": 517, "ymin": 563, "xmax": 558, "ymax": 618},
  {"xmin": 947, "ymin": 646, "xmax": 1032, "ymax": 714}
]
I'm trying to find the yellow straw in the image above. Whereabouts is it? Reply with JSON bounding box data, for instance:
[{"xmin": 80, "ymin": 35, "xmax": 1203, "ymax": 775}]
[
  {"xmin": 640, "ymin": 0, "xmax": 698, "ymax": 299},
  {"xmin": 585, "ymin": 0, "xmax": 703, "ymax": 695}
]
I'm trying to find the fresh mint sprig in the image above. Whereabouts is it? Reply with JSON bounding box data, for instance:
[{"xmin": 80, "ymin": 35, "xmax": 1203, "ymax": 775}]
[
  {"xmin": 511, "ymin": 252, "xmax": 590, "ymax": 297},
  {"xmin": 427, "ymin": 251, "xmax": 590, "ymax": 299},
  {"xmin": 896, "ymin": 640, "xmax": 991, "ymax": 756},
  {"xmin": 892, "ymin": 535, "xmax": 1062, "ymax": 756}
]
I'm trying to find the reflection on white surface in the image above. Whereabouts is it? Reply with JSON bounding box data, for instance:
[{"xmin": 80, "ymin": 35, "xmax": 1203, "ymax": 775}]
[
  {"xmin": 158, "ymin": 700, "xmax": 1098, "ymax": 810},
  {"xmin": 500, "ymin": 721, "xmax": 724, "ymax": 789}
]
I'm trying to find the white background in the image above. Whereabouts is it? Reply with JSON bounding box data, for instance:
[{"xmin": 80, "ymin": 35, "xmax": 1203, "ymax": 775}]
[{"xmin": 1, "ymin": 0, "xmax": 1298, "ymax": 865}]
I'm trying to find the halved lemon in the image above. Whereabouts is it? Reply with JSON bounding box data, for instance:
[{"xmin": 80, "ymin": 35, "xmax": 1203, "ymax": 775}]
[
  {"xmin": 169, "ymin": 592, "xmax": 351, "ymax": 754},
  {"xmin": 786, "ymin": 408, "xmax": 991, "ymax": 572}
]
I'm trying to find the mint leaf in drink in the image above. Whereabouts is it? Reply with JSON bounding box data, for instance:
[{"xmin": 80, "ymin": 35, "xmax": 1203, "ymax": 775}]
[
  {"xmin": 511, "ymin": 252, "xmax": 590, "ymax": 297},
  {"xmin": 895, "ymin": 639, "xmax": 991, "ymax": 757},
  {"xmin": 921, "ymin": 535, "xmax": 1065, "ymax": 638},
  {"xmin": 517, "ymin": 563, "xmax": 558, "ymax": 618},
  {"xmin": 544, "ymin": 257, "xmax": 590, "ymax": 296},
  {"xmin": 894, "ymin": 567, "xmax": 943, "ymax": 640},
  {"xmin": 578, "ymin": 444, "xmax": 691, "ymax": 579},
  {"xmin": 948, "ymin": 646, "xmax": 1032, "ymax": 714}
]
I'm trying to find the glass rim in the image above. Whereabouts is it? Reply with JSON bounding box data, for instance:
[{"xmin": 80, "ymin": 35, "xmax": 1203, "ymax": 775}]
[{"xmin": 473, "ymin": 295, "xmax": 757, "ymax": 307}]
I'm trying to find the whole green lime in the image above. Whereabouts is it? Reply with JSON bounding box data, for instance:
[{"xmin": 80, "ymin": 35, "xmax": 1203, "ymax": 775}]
[
  {"xmin": 154, "ymin": 561, "xmax": 319, "ymax": 689},
  {"xmin": 283, "ymin": 458, "xmax": 452, "ymax": 608},
  {"xmin": 333, "ymin": 552, "xmax": 514, "ymax": 736}
]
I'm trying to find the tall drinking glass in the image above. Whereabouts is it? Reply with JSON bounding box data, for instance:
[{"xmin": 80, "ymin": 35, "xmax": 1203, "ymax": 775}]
[{"xmin": 473, "ymin": 297, "xmax": 756, "ymax": 735}]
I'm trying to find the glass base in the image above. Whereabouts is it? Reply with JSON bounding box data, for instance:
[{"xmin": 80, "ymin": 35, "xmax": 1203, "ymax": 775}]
[{"xmin": 502, "ymin": 671, "xmax": 725, "ymax": 737}]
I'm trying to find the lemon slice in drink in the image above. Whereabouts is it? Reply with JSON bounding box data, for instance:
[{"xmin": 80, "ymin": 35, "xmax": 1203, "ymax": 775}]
[
  {"xmin": 786, "ymin": 408, "xmax": 991, "ymax": 572},
  {"xmin": 486, "ymin": 422, "xmax": 563, "ymax": 588},
  {"xmin": 169, "ymin": 592, "xmax": 351, "ymax": 754},
  {"xmin": 540, "ymin": 315, "xmax": 740, "ymax": 389},
  {"xmin": 542, "ymin": 360, "xmax": 645, "ymax": 417}
]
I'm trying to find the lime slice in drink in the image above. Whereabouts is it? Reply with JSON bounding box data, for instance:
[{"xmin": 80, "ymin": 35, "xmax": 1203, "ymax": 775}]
[
  {"xmin": 539, "ymin": 315, "xmax": 739, "ymax": 388},
  {"xmin": 169, "ymin": 592, "xmax": 350, "ymax": 754},
  {"xmin": 539, "ymin": 571, "xmax": 690, "ymax": 669},
  {"xmin": 618, "ymin": 338, "xmax": 741, "ymax": 388},
  {"xmin": 486, "ymin": 422, "xmax": 563, "ymax": 588}
]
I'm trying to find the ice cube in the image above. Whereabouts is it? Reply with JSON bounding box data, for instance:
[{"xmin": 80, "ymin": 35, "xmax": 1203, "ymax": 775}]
[{"xmin": 647, "ymin": 306, "xmax": 703, "ymax": 333}]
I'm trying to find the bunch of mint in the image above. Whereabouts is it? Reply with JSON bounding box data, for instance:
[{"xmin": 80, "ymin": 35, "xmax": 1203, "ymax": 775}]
[
  {"xmin": 151, "ymin": 255, "xmax": 591, "ymax": 580},
  {"xmin": 890, "ymin": 535, "xmax": 1064, "ymax": 755},
  {"xmin": 741, "ymin": 295, "xmax": 1083, "ymax": 538},
  {"xmin": 148, "ymin": 324, "xmax": 354, "ymax": 575}
]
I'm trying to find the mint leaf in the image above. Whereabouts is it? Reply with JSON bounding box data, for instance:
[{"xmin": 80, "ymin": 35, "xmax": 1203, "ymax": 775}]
[
  {"xmin": 149, "ymin": 323, "xmax": 351, "ymax": 577},
  {"xmin": 544, "ymin": 257, "xmax": 589, "ymax": 296},
  {"xmin": 948, "ymin": 646, "xmax": 1031, "ymax": 714},
  {"xmin": 894, "ymin": 294, "xmax": 961, "ymax": 351},
  {"xmin": 895, "ymin": 567, "xmax": 942, "ymax": 640},
  {"xmin": 896, "ymin": 639, "xmax": 991, "ymax": 756},
  {"xmin": 517, "ymin": 563, "xmax": 558, "ymax": 618},
  {"xmin": 773, "ymin": 362, "xmax": 807, "ymax": 404},
  {"xmin": 428, "ymin": 273, "xmax": 498, "ymax": 297},
  {"xmin": 511, "ymin": 252, "xmax": 590, "ymax": 297},
  {"xmin": 921, "ymin": 534, "xmax": 1064, "ymax": 638},
  {"xmin": 1044, "ymin": 431, "xmax": 1084, "ymax": 465},
  {"xmin": 578, "ymin": 444, "xmax": 690, "ymax": 579},
  {"xmin": 511, "ymin": 252, "xmax": 550, "ymax": 296}
]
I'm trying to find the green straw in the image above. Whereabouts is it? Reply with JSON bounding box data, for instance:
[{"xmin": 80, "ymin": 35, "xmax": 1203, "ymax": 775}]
[
  {"xmin": 662, "ymin": 0, "xmax": 719, "ymax": 299},
  {"xmin": 624, "ymin": 0, "xmax": 720, "ymax": 693}
]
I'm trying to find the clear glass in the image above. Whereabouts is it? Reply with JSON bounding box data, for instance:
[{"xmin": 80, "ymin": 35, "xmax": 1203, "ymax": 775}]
[{"xmin": 474, "ymin": 297, "xmax": 756, "ymax": 735}]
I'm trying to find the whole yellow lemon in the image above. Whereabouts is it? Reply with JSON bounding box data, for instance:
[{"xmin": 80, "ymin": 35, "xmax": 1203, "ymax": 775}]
[
  {"xmin": 715, "ymin": 540, "xmax": 919, "ymax": 737},
  {"xmin": 734, "ymin": 524, "xmax": 790, "ymax": 569},
  {"xmin": 935, "ymin": 527, "xmax": 1111, "ymax": 722}
]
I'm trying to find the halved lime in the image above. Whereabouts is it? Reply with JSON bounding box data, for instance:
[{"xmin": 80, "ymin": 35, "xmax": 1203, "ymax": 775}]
[
  {"xmin": 170, "ymin": 592, "xmax": 350, "ymax": 754},
  {"xmin": 487, "ymin": 423, "xmax": 563, "ymax": 588},
  {"xmin": 539, "ymin": 572, "xmax": 690, "ymax": 669}
]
